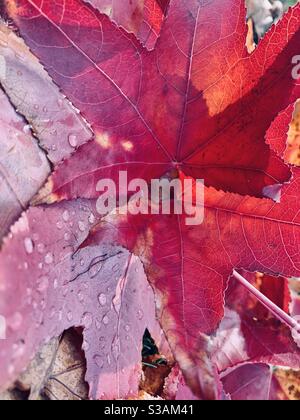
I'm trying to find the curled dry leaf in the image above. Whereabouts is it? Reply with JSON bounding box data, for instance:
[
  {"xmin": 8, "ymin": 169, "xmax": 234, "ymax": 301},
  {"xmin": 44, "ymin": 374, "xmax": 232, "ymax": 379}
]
[{"xmin": 0, "ymin": 330, "xmax": 89, "ymax": 400}]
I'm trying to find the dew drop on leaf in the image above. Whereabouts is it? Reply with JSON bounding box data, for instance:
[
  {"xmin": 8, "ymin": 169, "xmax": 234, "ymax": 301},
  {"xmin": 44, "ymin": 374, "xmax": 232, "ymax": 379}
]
[
  {"xmin": 64, "ymin": 232, "xmax": 71, "ymax": 241},
  {"xmin": 81, "ymin": 312, "xmax": 93, "ymax": 329},
  {"xmin": 137, "ymin": 309, "xmax": 144, "ymax": 320},
  {"xmin": 89, "ymin": 213, "xmax": 95, "ymax": 224},
  {"xmin": 62, "ymin": 210, "xmax": 70, "ymax": 222},
  {"xmin": 78, "ymin": 290, "xmax": 84, "ymax": 303},
  {"xmin": 68, "ymin": 134, "xmax": 78, "ymax": 148},
  {"xmin": 93, "ymin": 355, "xmax": 104, "ymax": 369},
  {"xmin": 24, "ymin": 238, "xmax": 34, "ymax": 254},
  {"xmin": 8, "ymin": 312, "xmax": 23, "ymax": 331},
  {"xmin": 44, "ymin": 252, "xmax": 54, "ymax": 265},
  {"xmin": 98, "ymin": 293, "xmax": 107, "ymax": 306},
  {"xmin": 37, "ymin": 276, "xmax": 49, "ymax": 292},
  {"xmin": 12, "ymin": 340, "xmax": 25, "ymax": 359},
  {"xmin": 82, "ymin": 340, "xmax": 90, "ymax": 351},
  {"xmin": 56, "ymin": 221, "xmax": 63, "ymax": 230},
  {"xmin": 37, "ymin": 243, "xmax": 45, "ymax": 254},
  {"xmin": 78, "ymin": 221, "xmax": 85, "ymax": 232}
]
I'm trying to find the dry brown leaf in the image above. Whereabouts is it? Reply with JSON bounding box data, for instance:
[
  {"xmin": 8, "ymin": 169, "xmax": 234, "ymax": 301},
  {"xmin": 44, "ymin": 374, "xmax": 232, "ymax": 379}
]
[
  {"xmin": 274, "ymin": 369, "xmax": 300, "ymax": 400},
  {"xmin": 0, "ymin": 329, "xmax": 88, "ymax": 400}
]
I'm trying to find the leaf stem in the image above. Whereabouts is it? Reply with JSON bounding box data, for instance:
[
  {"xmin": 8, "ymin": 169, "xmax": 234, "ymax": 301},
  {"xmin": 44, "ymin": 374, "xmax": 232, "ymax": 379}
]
[{"xmin": 232, "ymin": 270, "xmax": 299, "ymax": 331}]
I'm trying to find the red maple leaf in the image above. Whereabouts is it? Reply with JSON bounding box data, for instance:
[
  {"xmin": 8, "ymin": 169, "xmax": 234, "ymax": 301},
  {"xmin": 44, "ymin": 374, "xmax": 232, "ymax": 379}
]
[
  {"xmin": 222, "ymin": 364, "xmax": 289, "ymax": 400},
  {"xmin": 0, "ymin": 0, "xmax": 300, "ymax": 400},
  {"xmin": 84, "ymin": 0, "xmax": 169, "ymax": 50}
]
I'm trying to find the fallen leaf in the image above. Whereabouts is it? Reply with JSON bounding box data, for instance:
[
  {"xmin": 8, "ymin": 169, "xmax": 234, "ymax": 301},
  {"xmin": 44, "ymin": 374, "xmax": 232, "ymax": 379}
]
[
  {"xmin": 222, "ymin": 364, "xmax": 289, "ymax": 400},
  {"xmin": 0, "ymin": 87, "xmax": 49, "ymax": 241},
  {"xmin": 0, "ymin": 200, "xmax": 160, "ymax": 400},
  {"xmin": 84, "ymin": 0, "xmax": 169, "ymax": 50},
  {"xmin": 0, "ymin": 22, "xmax": 93, "ymax": 164}
]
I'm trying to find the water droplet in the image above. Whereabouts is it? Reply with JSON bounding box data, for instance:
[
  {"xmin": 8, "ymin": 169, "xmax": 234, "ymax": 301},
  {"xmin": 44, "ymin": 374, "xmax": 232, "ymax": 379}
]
[
  {"xmin": 33, "ymin": 233, "xmax": 39, "ymax": 241},
  {"xmin": 137, "ymin": 309, "xmax": 144, "ymax": 320},
  {"xmin": 8, "ymin": 364, "xmax": 15, "ymax": 376},
  {"xmin": 107, "ymin": 354, "xmax": 111, "ymax": 366},
  {"xmin": 24, "ymin": 238, "xmax": 34, "ymax": 254},
  {"xmin": 58, "ymin": 309, "xmax": 63, "ymax": 321},
  {"xmin": 124, "ymin": 324, "xmax": 130, "ymax": 332},
  {"xmin": 102, "ymin": 315, "xmax": 109, "ymax": 325},
  {"xmin": 50, "ymin": 307, "xmax": 56, "ymax": 319},
  {"xmin": 34, "ymin": 104, "xmax": 39, "ymax": 110},
  {"xmin": 68, "ymin": 134, "xmax": 78, "ymax": 148},
  {"xmin": 23, "ymin": 125, "xmax": 31, "ymax": 135},
  {"xmin": 78, "ymin": 290, "xmax": 84, "ymax": 303},
  {"xmin": 81, "ymin": 312, "xmax": 93, "ymax": 329},
  {"xmin": 82, "ymin": 340, "xmax": 90, "ymax": 351},
  {"xmin": 80, "ymin": 259, "xmax": 85, "ymax": 267},
  {"xmin": 89, "ymin": 213, "xmax": 95, "ymax": 224},
  {"xmin": 43, "ymin": 106, "xmax": 48, "ymax": 113},
  {"xmin": 62, "ymin": 210, "xmax": 70, "ymax": 222},
  {"xmin": 98, "ymin": 293, "xmax": 107, "ymax": 307},
  {"xmin": 9, "ymin": 312, "xmax": 23, "ymax": 331},
  {"xmin": 78, "ymin": 221, "xmax": 85, "ymax": 232},
  {"xmin": 67, "ymin": 311, "xmax": 73, "ymax": 322},
  {"xmin": 112, "ymin": 264, "xmax": 120, "ymax": 273},
  {"xmin": 12, "ymin": 340, "xmax": 25, "ymax": 359},
  {"xmin": 53, "ymin": 278, "xmax": 59, "ymax": 289},
  {"xmin": 95, "ymin": 319, "xmax": 102, "ymax": 330},
  {"xmin": 64, "ymin": 232, "xmax": 70, "ymax": 241},
  {"xmin": 37, "ymin": 276, "xmax": 49, "ymax": 292},
  {"xmin": 56, "ymin": 221, "xmax": 63, "ymax": 230},
  {"xmin": 44, "ymin": 252, "xmax": 54, "ymax": 265},
  {"xmin": 93, "ymin": 355, "xmax": 104, "ymax": 368},
  {"xmin": 37, "ymin": 243, "xmax": 45, "ymax": 254}
]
